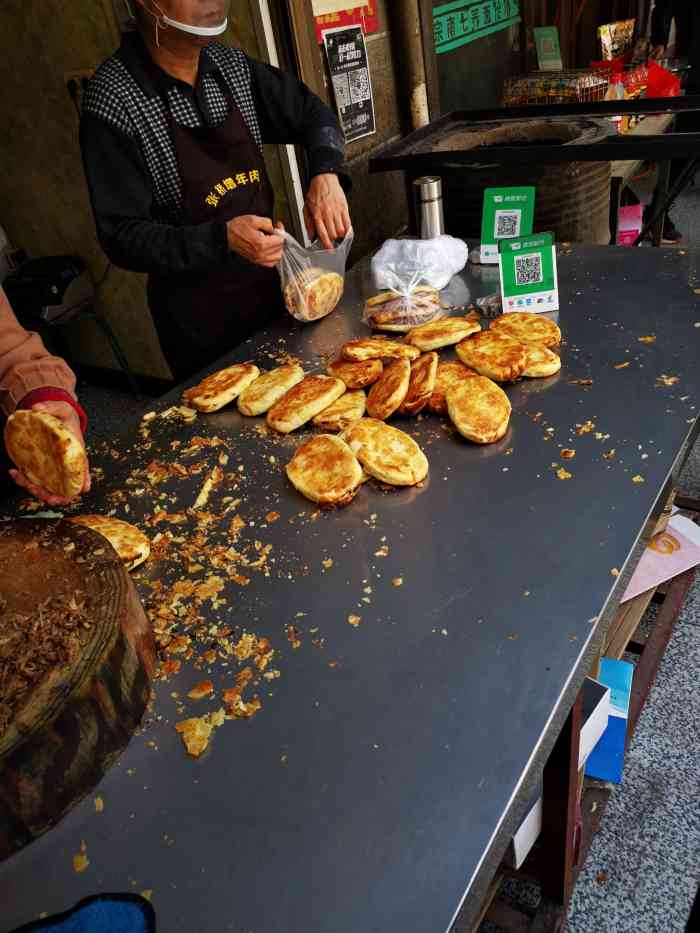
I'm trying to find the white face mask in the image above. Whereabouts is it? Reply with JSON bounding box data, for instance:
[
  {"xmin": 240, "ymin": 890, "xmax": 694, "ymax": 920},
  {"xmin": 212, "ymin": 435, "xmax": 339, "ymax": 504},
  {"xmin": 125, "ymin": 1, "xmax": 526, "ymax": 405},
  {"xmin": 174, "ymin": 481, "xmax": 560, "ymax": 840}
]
[
  {"xmin": 135, "ymin": 2, "xmax": 228, "ymax": 40},
  {"xmin": 161, "ymin": 12, "xmax": 227, "ymax": 36}
]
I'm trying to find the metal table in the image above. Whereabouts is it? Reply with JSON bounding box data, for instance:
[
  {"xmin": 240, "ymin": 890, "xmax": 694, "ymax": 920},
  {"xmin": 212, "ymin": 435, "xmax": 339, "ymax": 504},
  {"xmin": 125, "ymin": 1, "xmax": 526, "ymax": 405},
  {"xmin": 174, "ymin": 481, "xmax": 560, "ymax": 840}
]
[{"xmin": 2, "ymin": 246, "xmax": 700, "ymax": 933}]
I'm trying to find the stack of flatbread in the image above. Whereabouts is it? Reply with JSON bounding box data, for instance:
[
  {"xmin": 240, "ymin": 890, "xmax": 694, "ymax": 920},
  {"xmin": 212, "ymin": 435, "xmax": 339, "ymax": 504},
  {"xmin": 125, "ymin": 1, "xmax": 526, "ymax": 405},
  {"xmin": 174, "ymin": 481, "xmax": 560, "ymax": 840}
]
[
  {"xmin": 4, "ymin": 410, "xmax": 87, "ymax": 499},
  {"xmin": 284, "ymin": 268, "xmax": 344, "ymax": 322}
]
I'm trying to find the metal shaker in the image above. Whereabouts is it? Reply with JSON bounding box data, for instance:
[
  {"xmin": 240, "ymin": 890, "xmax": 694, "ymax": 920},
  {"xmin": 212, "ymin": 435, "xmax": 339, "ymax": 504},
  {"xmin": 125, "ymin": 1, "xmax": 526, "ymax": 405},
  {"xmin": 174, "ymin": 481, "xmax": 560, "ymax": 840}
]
[{"xmin": 413, "ymin": 176, "xmax": 445, "ymax": 239}]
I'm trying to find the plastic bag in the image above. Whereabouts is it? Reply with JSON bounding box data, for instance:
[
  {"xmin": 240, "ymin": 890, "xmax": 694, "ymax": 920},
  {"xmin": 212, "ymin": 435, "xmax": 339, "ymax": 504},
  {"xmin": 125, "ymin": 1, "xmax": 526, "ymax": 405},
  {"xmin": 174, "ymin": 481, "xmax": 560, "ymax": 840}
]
[
  {"xmin": 363, "ymin": 269, "xmax": 444, "ymax": 332},
  {"xmin": 277, "ymin": 228, "xmax": 353, "ymax": 322},
  {"xmin": 371, "ymin": 236, "xmax": 468, "ymax": 291}
]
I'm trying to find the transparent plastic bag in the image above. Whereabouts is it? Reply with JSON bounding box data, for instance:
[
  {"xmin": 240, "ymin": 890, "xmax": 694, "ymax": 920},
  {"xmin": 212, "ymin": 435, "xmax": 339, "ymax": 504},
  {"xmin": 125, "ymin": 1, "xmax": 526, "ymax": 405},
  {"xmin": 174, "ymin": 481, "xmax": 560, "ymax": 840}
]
[
  {"xmin": 363, "ymin": 269, "xmax": 444, "ymax": 332},
  {"xmin": 277, "ymin": 228, "xmax": 353, "ymax": 322},
  {"xmin": 371, "ymin": 236, "xmax": 468, "ymax": 291}
]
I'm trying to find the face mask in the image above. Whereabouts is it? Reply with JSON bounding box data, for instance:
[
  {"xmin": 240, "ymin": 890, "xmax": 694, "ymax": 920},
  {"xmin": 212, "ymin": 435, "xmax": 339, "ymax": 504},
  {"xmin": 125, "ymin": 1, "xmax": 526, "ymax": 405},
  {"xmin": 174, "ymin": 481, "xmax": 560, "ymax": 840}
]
[
  {"xmin": 161, "ymin": 12, "xmax": 228, "ymax": 36},
  {"xmin": 136, "ymin": 1, "xmax": 228, "ymax": 41}
]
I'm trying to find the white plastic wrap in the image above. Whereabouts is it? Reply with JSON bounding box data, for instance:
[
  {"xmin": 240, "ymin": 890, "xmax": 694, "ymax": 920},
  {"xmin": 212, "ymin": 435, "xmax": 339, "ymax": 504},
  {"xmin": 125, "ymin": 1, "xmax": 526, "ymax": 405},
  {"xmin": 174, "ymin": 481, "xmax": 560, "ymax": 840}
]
[
  {"xmin": 277, "ymin": 229, "xmax": 353, "ymax": 322},
  {"xmin": 371, "ymin": 236, "xmax": 468, "ymax": 291}
]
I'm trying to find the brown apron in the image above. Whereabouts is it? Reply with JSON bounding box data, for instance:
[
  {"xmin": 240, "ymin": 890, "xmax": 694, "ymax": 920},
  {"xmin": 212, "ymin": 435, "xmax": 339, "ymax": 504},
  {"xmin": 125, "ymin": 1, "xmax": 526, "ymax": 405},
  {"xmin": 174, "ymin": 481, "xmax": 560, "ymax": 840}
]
[{"xmin": 148, "ymin": 86, "xmax": 282, "ymax": 379}]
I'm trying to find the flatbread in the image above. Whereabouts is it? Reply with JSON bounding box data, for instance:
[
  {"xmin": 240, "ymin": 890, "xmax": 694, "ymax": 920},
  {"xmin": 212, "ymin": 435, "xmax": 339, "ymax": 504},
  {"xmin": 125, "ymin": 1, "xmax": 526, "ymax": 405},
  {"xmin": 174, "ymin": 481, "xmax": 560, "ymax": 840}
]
[
  {"xmin": 342, "ymin": 418, "xmax": 428, "ymax": 486},
  {"xmin": 312, "ymin": 390, "xmax": 366, "ymax": 431},
  {"xmin": 426, "ymin": 361, "xmax": 479, "ymax": 414},
  {"xmin": 489, "ymin": 312, "xmax": 561, "ymax": 348},
  {"xmin": 68, "ymin": 515, "xmax": 150, "ymax": 571},
  {"xmin": 284, "ymin": 269, "xmax": 344, "ymax": 321},
  {"xmin": 522, "ymin": 345, "xmax": 562, "ymax": 378},
  {"xmin": 237, "ymin": 363, "xmax": 305, "ymax": 416},
  {"xmin": 286, "ymin": 434, "xmax": 363, "ymax": 506},
  {"xmin": 366, "ymin": 358, "xmax": 411, "ymax": 420},
  {"xmin": 398, "ymin": 352, "xmax": 438, "ymax": 416},
  {"xmin": 4, "ymin": 410, "xmax": 86, "ymax": 499},
  {"xmin": 340, "ymin": 336, "xmax": 420, "ymax": 363},
  {"xmin": 405, "ymin": 316, "xmax": 481, "ymax": 351},
  {"xmin": 183, "ymin": 362, "xmax": 260, "ymax": 412},
  {"xmin": 446, "ymin": 376, "xmax": 511, "ymax": 444},
  {"xmin": 327, "ymin": 358, "xmax": 383, "ymax": 389},
  {"xmin": 455, "ymin": 331, "xmax": 528, "ymax": 383},
  {"xmin": 365, "ymin": 287, "xmax": 442, "ymax": 332},
  {"xmin": 267, "ymin": 375, "xmax": 345, "ymax": 433}
]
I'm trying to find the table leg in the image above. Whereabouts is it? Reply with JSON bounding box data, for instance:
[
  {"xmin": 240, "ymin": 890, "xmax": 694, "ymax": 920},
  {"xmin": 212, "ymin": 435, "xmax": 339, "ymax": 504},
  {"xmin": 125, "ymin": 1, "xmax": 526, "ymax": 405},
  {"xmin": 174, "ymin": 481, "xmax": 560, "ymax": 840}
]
[
  {"xmin": 529, "ymin": 691, "xmax": 583, "ymax": 932},
  {"xmin": 651, "ymin": 160, "xmax": 671, "ymax": 248}
]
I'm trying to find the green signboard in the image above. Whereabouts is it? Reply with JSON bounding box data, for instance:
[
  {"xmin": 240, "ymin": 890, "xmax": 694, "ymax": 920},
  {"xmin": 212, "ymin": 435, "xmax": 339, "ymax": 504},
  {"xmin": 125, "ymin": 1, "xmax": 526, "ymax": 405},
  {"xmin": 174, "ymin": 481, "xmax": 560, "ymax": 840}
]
[
  {"xmin": 480, "ymin": 186, "xmax": 535, "ymax": 263},
  {"xmin": 498, "ymin": 232, "xmax": 559, "ymax": 314},
  {"xmin": 433, "ymin": 0, "xmax": 521, "ymax": 55},
  {"xmin": 534, "ymin": 26, "xmax": 563, "ymax": 71}
]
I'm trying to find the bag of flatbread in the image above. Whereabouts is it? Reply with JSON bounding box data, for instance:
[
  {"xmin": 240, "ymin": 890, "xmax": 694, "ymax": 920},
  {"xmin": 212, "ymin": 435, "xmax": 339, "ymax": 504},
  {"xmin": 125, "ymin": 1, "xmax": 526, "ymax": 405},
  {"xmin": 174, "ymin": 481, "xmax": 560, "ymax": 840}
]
[
  {"xmin": 277, "ymin": 228, "xmax": 353, "ymax": 323},
  {"xmin": 363, "ymin": 270, "xmax": 443, "ymax": 333}
]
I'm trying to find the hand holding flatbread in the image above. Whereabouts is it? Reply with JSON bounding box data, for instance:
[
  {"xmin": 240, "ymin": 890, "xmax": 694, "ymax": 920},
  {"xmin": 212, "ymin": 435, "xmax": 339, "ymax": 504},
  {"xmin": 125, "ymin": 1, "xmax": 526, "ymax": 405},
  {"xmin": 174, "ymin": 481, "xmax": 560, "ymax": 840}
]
[{"xmin": 5, "ymin": 407, "xmax": 89, "ymax": 502}]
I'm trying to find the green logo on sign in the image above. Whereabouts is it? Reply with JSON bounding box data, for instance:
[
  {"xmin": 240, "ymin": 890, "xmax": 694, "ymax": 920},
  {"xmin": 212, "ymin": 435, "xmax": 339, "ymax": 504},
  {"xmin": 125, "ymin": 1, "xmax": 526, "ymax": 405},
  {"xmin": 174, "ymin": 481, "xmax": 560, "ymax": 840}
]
[{"xmin": 433, "ymin": 0, "xmax": 521, "ymax": 55}]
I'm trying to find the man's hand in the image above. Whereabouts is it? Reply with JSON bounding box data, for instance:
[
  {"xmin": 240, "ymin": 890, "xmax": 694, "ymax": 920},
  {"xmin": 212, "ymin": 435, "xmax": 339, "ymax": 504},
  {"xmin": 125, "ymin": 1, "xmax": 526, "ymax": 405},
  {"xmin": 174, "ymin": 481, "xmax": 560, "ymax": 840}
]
[
  {"xmin": 9, "ymin": 400, "xmax": 91, "ymax": 506},
  {"xmin": 304, "ymin": 174, "xmax": 351, "ymax": 250},
  {"xmin": 227, "ymin": 216, "xmax": 285, "ymax": 268}
]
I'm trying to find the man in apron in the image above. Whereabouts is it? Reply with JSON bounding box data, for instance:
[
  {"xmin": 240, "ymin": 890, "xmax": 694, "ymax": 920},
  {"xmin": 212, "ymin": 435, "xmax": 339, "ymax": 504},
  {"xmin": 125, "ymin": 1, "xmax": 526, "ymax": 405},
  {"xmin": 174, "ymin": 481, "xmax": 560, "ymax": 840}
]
[{"xmin": 81, "ymin": 1, "xmax": 351, "ymax": 379}]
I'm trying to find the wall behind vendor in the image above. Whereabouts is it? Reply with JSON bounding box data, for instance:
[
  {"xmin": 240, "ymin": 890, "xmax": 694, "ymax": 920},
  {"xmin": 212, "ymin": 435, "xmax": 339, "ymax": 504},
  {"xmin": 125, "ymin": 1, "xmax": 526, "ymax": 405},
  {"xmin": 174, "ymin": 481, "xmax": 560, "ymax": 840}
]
[{"xmin": 0, "ymin": 0, "xmax": 391, "ymax": 382}]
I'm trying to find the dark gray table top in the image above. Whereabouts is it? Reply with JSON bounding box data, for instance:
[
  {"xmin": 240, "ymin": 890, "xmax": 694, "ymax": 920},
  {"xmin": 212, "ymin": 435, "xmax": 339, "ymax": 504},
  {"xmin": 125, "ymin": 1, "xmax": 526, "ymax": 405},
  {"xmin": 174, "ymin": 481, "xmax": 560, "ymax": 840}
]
[{"xmin": 2, "ymin": 246, "xmax": 699, "ymax": 933}]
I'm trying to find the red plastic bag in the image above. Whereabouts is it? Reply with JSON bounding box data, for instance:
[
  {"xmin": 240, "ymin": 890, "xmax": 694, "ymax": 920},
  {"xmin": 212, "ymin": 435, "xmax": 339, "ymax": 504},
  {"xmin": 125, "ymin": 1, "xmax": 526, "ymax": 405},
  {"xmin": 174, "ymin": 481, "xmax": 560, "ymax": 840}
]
[{"xmin": 646, "ymin": 60, "xmax": 681, "ymax": 98}]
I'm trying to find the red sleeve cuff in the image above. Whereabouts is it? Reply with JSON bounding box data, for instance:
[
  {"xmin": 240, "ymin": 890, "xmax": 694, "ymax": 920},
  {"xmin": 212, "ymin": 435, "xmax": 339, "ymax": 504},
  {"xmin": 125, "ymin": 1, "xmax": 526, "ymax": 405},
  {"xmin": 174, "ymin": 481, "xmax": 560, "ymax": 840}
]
[{"xmin": 18, "ymin": 388, "xmax": 88, "ymax": 434}]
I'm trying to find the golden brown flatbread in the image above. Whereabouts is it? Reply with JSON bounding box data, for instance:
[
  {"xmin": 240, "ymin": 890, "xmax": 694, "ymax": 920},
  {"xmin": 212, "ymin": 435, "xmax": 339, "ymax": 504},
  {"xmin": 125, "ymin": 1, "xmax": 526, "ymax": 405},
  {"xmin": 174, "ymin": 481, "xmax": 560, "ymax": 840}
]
[
  {"xmin": 312, "ymin": 390, "xmax": 366, "ymax": 431},
  {"xmin": 327, "ymin": 358, "xmax": 383, "ymax": 389},
  {"xmin": 405, "ymin": 316, "xmax": 481, "ymax": 351},
  {"xmin": 398, "ymin": 352, "xmax": 438, "ymax": 416},
  {"xmin": 446, "ymin": 376, "xmax": 511, "ymax": 444},
  {"xmin": 4, "ymin": 410, "xmax": 86, "ymax": 499},
  {"xmin": 237, "ymin": 363, "xmax": 305, "ymax": 416},
  {"xmin": 522, "ymin": 345, "xmax": 562, "ymax": 378},
  {"xmin": 489, "ymin": 312, "xmax": 561, "ymax": 348},
  {"xmin": 366, "ymin": 358, "xmax": 411, "ymax": 420},
  {"xmin": 426, "ymin": 361, "xmax": 479, "ymax": 414},
  {"xmin": 455, "ymin": 331, "xmax": 528, "ymax": 382},
  {"xmin": 183, "ymin": 363, "xmax": 260, "ymax": 412},
  {"xmin": 342, "ymin": 418, "xmax": 428, "ymax": 486},
  {"xmin": 340, "ymin": 336, "xmax": 420, "ymax": 363},
  {"xmin": 68, "ymin": 515, "xmax": 150, "ymax": 571},
  {"xmin": 267, "ymin": 375, "xmax": 345, "ymax": 433},
  {"xmin": 283, "ymin": 269, "xmax": 344, "ymax": 321},
  {"xmin": 286, "ymin": 434, "xmax": 364, "ymax": 506}
]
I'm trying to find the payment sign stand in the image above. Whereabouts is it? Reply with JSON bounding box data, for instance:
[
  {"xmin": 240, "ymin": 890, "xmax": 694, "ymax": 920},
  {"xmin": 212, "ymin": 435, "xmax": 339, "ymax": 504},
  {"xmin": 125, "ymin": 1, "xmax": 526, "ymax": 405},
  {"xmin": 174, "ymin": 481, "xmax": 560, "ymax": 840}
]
[{"xmin": 498, "ymin": 232, "xmax": 559, "ymax": 313}]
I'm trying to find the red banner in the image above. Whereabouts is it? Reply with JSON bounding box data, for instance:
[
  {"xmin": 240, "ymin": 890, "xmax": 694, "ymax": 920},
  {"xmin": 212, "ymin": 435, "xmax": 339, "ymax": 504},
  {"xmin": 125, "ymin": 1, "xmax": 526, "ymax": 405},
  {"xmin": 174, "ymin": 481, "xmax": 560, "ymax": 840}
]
[{"xmin": 315, "ymin": 3, "xmax": 379, "ymax": 44}]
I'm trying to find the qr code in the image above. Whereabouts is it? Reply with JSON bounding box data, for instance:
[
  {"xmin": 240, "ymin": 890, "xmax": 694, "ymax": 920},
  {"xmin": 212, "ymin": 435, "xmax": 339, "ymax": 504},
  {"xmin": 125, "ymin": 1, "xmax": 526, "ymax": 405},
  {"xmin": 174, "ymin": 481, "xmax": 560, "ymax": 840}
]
[
  {"xmin": 349, "ymin": 68, "xmax": 370, "ymax": 104},
  {"xmin": 332, "ymin": 74, "xmax": 351, "ymax": 109},
  {"xmin": 494, "ymin": 209, "xmax": 521, "ymax": 239},
  {"xmin": 515, "ymin": 252, "xmax": 544, "ymax": 286}
]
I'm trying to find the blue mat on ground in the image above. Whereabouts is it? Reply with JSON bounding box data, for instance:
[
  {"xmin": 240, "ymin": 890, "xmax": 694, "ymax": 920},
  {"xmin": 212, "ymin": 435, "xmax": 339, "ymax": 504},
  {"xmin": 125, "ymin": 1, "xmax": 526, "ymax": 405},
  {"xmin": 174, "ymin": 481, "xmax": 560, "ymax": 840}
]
[{"xmin": 10, "ymin": 894, "xmax": 155, "ymax": 933}]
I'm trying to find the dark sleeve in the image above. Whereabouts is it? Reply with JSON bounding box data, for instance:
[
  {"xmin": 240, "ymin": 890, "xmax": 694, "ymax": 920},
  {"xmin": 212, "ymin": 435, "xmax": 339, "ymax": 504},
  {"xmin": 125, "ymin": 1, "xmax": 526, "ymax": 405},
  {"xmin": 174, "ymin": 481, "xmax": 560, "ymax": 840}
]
[
  {"xmin": 247, "ymin": 58, "xmax": 348, "ymax": 183},
  {"xmin": 79, "ymin": 113, "xmax": 228, "ymax": 276},
  {"xmin": 650, "ymin": 0, "xmax": 672, "ymax": 47}
]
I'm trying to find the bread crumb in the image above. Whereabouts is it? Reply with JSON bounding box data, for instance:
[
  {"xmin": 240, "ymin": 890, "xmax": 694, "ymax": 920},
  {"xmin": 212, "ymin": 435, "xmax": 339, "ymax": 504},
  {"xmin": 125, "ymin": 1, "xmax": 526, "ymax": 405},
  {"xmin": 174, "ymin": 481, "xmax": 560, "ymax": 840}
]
[
  {"xmin": 94, "ymin": 797, "xmax": 104, "ymax": 813},
  {"xmin": 392, "ymin": 577, "xmax": 403, "ymax": 587},
  {"xmin": 347, "ymin": 614, "xmax": 361, "ymax": 627}
]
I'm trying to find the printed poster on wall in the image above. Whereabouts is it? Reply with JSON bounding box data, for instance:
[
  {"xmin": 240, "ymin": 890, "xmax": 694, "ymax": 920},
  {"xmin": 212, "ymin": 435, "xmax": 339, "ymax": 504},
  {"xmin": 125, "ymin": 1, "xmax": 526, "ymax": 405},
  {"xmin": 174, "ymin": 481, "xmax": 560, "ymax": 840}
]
[
  {"xmin": 323, "ymin": 25, "xmax": 376, "ymax": 144},
  {"xmin": 433, "ymin": 0, "xmax": 521, "ymax": 56}
]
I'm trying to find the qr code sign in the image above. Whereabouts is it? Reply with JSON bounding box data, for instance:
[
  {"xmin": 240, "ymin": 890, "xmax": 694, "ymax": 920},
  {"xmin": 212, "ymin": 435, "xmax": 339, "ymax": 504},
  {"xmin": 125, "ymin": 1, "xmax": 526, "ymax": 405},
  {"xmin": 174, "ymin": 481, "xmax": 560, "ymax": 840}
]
[
  {"xmin": 515, "ymin": 252, "xmax": 544, "ymax": 286},
  {"xmin": 494, "ymin": 209, "xmax": 521, "ymax": 239},
  {"xmin": 349, "ymin": 68, "xmax": 370, "ymax": 104}
]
